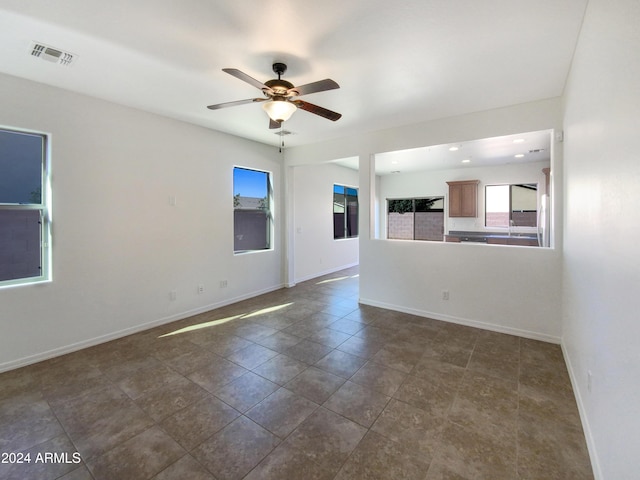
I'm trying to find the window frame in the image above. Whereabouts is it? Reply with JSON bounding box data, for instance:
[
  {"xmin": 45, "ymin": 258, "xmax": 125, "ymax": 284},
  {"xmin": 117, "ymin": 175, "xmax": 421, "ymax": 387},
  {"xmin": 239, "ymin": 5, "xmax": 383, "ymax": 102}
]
[
  {"xmin": 0, "ymin": 126, "xmax": 51, "ymax": 288},
  {"xmin": 333, "ymin": 184, "xmax": 359, "ymax": 240},
  {"xmin": 232, "ymin": 166, "xmax": 273, "ymax": 254},
  {"xmin": 484, "ymin": 183, "xmax": 539, "ymax": 228},
  {"xmin": 386, "ymin": 196, "xmax": 445, "ymax": 241}
]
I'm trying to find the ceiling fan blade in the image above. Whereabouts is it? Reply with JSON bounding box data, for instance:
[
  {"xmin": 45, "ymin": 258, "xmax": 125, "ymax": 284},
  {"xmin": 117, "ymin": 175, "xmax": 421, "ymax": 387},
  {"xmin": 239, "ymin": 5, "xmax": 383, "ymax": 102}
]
[
  {"xmin": 222, "ymin": 68, "xmax": 271, "ymax": 92},
  {"xmin": 289, "ymin": 79, "xmax": 339, "ymax": 96},
  {"xmin": 269, "ymin": 118, "xmax": 282, "ymax": 130},
  {"xmin": 207, "ymin": 98, "xmax": 266, "ymax": 110},
  {"xmin": 293, "ymin": 100, "xmax": 342, "ymax": 121}
]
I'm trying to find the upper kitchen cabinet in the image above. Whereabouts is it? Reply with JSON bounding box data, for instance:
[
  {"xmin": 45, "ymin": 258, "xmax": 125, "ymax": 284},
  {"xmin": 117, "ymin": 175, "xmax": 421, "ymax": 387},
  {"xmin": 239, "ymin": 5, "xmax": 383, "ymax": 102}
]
[{"xmin": 447, "ymin": 180, "xmax": 479, "ymax": 217}]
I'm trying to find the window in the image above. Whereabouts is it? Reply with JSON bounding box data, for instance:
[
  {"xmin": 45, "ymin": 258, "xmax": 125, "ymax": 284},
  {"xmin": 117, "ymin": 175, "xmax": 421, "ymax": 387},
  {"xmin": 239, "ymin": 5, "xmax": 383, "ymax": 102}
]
[
  {"xmin": 387, "ymin": 197, "xmax": 444, "ymax": 241},
  {"xmin": 333, "ymin": 184, "xmax": 358, "ymax": 239},
  {"xmin": 0, "ymin": 127, "xmax": 50, "ymax": 287},
  {"xmin": 485, "ymin": 183, "xmax": 538, "ymax": 227},
  {"xmin": 233, "ymin": 167, "xmax": 272, "ymax": 253}
]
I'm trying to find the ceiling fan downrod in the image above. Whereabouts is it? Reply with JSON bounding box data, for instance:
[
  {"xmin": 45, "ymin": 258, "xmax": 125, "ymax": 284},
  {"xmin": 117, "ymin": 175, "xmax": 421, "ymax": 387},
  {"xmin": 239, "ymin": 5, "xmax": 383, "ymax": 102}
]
[{"xmin": 272, "ymin": 62, "xmax": 287, "ymax": 80}]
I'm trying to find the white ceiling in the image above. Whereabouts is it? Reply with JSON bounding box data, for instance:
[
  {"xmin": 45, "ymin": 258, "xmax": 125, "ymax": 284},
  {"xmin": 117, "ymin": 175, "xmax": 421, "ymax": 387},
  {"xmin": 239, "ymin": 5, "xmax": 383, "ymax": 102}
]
[
  {"xmin": 0, "ymin": 1, "xmax": 587, "ymax": 148},
  {"xmin": 338, "ymin": 129, "xmax": 552, "ymax": 175}
]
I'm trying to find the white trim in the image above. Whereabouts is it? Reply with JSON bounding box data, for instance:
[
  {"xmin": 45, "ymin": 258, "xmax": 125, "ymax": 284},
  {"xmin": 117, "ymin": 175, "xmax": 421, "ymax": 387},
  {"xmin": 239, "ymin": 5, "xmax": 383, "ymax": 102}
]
[
  {"xmin": 561, "ymin": 342, "xmax": 602, "ymax": 480},
  {"xmin": 0, "ymin": 283, "xmax": 284, "ymax": 373},
  {"xmin": 0, "ymin": 126, "xmax": 52, "ymax": 288},
  {"xmin": 359, "ymin": 297, "xmax": 561, "ymax": 344},
  {"xmin": 233, "ymin": 165, "xmax": 274, "ymax": 254}
]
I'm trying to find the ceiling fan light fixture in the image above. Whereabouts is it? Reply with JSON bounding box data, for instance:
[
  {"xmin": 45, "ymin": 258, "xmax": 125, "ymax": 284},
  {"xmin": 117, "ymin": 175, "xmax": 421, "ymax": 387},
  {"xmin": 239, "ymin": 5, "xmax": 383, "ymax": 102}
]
[
  {"xmin": 208, "ymin": 64, "xmax": 341, "ymax": 129},
  {"xmin": 262, "ymin": 99, "xmax": 297, "ymax": 123}
]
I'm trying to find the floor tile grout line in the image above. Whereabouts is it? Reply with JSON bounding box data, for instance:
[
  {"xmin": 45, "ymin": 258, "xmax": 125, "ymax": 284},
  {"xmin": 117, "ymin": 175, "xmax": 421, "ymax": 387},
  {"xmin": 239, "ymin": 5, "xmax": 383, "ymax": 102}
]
[
  {"xmin": 42, "ymin": 367, "xmax": 159, "ymax": 471},
  {"xmin": 1, "ymin": 267, "xmax": 591, "ymax": 479},
  {"xmin": 21, "ymin": 395, "xmax": 98, "ymax": 480},
  {"xmin": 515, "ymin": 335, "xmax": 523, "ymax": 479}
]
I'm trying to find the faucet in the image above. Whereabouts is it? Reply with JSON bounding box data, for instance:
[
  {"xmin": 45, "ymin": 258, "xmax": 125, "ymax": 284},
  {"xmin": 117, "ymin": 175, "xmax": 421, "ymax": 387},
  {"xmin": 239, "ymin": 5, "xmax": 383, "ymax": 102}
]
[{"xmin": 509, "ymin": 219, "xmax": 515, "ymax": 237}]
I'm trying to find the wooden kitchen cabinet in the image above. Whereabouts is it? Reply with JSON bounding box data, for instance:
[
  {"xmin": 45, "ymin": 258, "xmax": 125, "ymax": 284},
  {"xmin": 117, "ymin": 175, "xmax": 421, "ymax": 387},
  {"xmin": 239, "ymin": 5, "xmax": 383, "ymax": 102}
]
[{"xmin": 447, "ymin": 180, "xmax": 479, "ymax": 217}]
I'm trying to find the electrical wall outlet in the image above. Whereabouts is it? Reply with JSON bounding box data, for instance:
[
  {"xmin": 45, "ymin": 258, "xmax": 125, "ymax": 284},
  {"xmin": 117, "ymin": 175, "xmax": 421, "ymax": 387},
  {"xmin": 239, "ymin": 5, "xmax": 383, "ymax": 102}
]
[
  {"xmin": 442, "ymin": 290, "xmax": 450, "ymax": 300},
  {"xmin": 219, "ymin": 280, "xmax": 228, "ymax": 288},
  {"xmin": 197, "ymin": 284, "xmax": 205, "ymax": 294},
  {"xmin": 169, "ymin": 290, "xmax": 177, "ymax": 301}
]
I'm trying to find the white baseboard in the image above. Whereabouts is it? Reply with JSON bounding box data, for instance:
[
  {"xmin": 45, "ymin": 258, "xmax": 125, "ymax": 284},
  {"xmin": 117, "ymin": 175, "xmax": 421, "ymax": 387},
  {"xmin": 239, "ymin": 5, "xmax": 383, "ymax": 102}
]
[
  {"xmin": 0, "ymin": 283, "xmax": 285, "ymax": 373},
  {"xmin": 560, "ymin": 342, "xmax": 602, "ymax": 480},
  {"xmin": 359, "ymin": 297, "xmax": 561, "ymax": 344}
]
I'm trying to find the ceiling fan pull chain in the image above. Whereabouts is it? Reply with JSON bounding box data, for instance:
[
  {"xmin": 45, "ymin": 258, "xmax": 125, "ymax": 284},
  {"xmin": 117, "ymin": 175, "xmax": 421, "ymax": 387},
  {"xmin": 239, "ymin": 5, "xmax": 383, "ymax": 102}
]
[{"xmin": 279, "ymin": 125, "xmax": 285, "ymax": 153}]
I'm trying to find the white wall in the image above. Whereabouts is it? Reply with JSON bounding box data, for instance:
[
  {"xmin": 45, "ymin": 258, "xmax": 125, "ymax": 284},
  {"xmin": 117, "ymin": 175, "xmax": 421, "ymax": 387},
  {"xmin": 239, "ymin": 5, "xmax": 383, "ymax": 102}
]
[
  {"xmin": 286, "ymin": 98, "xmax": 564, "ymax": 342},
  {"xmin": 291, "ymin": 163, "xmax": 359, "ymax": 283},
  {"xmin": 561, "ymin": 0, "xmax": 640, "ymax": 478},
  {"xmin": 0, "ymin": 73, "xmax": 283, "ymax": 371},
  {"xmin": 377, "ymin": 160, "xmax": 550, "ymax": 237}
]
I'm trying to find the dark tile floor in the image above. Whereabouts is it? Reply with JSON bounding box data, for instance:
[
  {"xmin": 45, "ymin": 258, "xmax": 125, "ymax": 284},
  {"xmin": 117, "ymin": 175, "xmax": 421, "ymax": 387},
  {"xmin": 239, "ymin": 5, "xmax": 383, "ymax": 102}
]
[{"xmin": 0, "ymin": 267, "xmax": 593, "ymax": 479}]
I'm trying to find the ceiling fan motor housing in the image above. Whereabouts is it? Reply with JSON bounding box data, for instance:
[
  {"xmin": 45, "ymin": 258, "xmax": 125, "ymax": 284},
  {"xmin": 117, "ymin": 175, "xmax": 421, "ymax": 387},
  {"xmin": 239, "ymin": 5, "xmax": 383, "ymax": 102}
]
[
  {"xmin": 264, "ymin": 63, "xmax": 295, "ymax": 95},
  {"xmin": 264, "ymin": 79, "xmax": 295, "ymax": 95}
]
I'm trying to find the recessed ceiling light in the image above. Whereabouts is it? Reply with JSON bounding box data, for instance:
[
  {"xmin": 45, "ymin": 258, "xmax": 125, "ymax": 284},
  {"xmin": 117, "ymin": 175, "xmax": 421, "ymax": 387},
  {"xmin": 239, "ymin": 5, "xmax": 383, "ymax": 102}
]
[
  {"xmin": 449, "ymin": 146, "xmax": 459, "ymax": 151},
  {"xmin": 391, "ymin": 160, "xmax": 399, "ymax": 165},
  {"xmin": 461, "ymin": 159, "xmax": 471, "ymax": 163},
  {"xmin": 515, "ymin": 154, "xmax": 525, "ymax": 158},
  {"xmin": 513, "ymin": 138, "xmax": 525, "ymax": 143}
]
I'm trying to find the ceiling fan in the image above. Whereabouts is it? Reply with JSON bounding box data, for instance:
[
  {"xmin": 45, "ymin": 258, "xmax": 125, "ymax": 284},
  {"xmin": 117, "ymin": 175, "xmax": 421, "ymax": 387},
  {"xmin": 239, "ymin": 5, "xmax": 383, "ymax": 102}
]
[{"xmin": 207, "ymin": 62, "xmax": 342, "ymax": 129}]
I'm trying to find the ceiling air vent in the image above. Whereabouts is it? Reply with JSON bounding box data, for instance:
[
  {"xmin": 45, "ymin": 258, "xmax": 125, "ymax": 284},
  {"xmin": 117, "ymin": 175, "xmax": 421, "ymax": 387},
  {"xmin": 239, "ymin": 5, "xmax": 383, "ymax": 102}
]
[
  {"xmin": 274, "ymin": 130, "xmax": 295, "ymax": 136},
  {"xmin": 30, "ymin": 42, "xmax": 75, "ymax": 66}
]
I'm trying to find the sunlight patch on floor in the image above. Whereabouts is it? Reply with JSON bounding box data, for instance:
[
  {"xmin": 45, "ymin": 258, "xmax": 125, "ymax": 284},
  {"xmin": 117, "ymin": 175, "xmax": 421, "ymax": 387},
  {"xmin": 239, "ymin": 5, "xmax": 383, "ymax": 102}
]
[
  {"xmin": 158, "ymin": 302, "xmax": 294, "ymax": 337},
  {"xmin": 159, "ymin": 314, "xmax": 245, "ymax": 337},
  {"xmin": 315, "ymin": 274, "xmax": 359, "ymax": 285}
]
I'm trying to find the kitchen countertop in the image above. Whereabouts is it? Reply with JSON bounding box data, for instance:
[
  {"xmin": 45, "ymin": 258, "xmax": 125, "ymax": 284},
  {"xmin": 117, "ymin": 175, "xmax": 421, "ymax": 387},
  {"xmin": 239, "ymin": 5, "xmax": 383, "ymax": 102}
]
[{"xmin": 445, "ymin": 230, "xmax": 539, "ymax": 245}]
